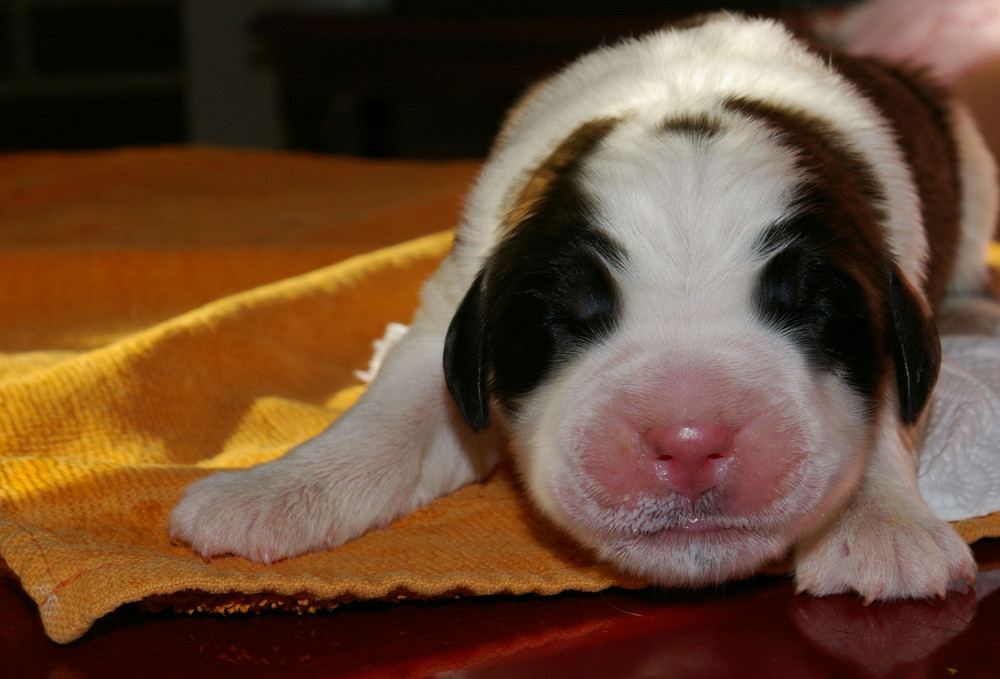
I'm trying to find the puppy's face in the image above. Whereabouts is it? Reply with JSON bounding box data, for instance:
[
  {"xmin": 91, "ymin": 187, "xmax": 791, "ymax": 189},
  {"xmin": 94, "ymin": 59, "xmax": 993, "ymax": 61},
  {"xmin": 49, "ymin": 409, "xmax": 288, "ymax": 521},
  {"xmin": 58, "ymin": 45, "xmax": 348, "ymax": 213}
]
[{"xmin": 444, "ymin": 108, "xmax": 941, "ymax": 585}]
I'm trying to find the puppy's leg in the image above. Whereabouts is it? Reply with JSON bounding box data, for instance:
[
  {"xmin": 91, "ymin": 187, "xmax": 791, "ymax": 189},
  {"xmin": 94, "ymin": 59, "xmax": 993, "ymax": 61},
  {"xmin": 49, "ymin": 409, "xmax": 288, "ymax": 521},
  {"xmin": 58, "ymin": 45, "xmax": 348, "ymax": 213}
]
[
  {"xmin": 169, "ymin": 317, "xmax": 499, "ymax": 564},
  {"xmin": 793, "ymin": 410, "xmax": 976, "ymax": 603}
]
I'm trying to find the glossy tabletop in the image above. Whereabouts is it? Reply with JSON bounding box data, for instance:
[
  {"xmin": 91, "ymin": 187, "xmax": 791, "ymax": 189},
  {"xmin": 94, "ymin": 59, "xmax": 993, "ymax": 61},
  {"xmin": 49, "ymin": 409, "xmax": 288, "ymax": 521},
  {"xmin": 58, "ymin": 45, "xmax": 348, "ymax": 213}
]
[{"xmin": 4, "ymin": 539, "xmax": 1000, "ymax": 679}]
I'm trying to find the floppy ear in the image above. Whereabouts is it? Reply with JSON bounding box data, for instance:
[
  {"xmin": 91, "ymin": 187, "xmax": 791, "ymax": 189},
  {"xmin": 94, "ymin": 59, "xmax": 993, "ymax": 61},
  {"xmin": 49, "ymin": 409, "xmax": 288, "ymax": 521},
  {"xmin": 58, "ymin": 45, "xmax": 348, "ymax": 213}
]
[
  {"xmin": 443, "ymin": 272, "xmax": 491, "ymax": 431},
  {"xmin": 885, "ymin": 266, "xmax": 941, "ymax": 425}
]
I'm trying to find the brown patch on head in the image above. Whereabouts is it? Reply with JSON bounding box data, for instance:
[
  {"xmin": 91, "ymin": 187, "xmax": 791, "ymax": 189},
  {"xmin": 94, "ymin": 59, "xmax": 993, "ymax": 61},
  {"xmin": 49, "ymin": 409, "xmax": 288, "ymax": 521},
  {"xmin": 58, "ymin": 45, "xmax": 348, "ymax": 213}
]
[
  {"xmin": 821, "ymin": 53, "xmax": 962, "ymax": 308},
  {"xmin": 503, "ymin": 118, "xmax": 621, "ymax": 232},
  {"xmin": 726, "ymin": 95, "xmax": 888, "ymax": 221},
  {"xmin": 659, "ymin": 114, "xmax": 723, "ymax": 140},
  {"xmin": 724, "ymin": 95, "xmax": 892, "ymax": 290},
  {"xmin": 729, "ymin": 44, "xmax": 965, "ymax": 310}
]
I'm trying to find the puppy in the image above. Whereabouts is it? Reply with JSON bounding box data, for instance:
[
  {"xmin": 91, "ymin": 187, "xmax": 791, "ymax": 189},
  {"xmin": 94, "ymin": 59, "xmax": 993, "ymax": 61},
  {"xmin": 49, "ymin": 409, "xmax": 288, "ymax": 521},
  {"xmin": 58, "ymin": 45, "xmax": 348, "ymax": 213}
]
[{"xmin": 171, "ymin": 14, "xmax": 998, "ymax": 602}]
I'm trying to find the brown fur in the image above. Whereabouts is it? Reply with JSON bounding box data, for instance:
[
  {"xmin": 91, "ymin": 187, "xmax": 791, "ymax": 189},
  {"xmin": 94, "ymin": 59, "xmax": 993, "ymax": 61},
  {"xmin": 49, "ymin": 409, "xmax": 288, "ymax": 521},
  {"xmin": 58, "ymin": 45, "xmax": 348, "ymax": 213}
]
[
  {"xmin": 502, "ymin": 118, "xmax": 620, "ymax": 233},
  {"xmin": 658, "ymin": 114, "xmax": 723, "ymax": 140},
  {"xmin": 723, "ymin": 95, "xmax": 893, "ymax": 305},
  {"xmin": 824, "ymin": 54, "xmax": 962, "ymax": 309}
]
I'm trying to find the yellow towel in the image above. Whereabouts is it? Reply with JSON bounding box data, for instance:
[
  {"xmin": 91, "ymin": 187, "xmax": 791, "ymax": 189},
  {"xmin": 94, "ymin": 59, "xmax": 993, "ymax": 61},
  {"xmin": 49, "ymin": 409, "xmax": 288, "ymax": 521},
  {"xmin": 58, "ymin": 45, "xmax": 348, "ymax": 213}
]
[{"xmin": 0, "ymin": 148, "xmax": 997, "ymax": 644}]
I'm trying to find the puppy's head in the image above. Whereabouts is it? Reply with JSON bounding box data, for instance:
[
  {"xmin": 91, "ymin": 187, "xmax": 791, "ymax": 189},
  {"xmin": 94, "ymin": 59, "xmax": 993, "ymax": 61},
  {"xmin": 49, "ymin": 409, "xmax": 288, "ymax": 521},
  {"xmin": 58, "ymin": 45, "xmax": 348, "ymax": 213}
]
[{"xmin": 444, "ymin": 107, "xmax": 940, "ymax": 586}]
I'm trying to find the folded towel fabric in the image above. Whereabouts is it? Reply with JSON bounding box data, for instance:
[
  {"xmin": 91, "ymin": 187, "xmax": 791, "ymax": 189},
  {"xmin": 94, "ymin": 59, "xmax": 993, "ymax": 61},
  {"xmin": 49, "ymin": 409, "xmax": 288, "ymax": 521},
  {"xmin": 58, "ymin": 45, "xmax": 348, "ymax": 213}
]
[
  {"xmin": 0, "ymin": 149, "xmax": 643, "ymax": 644},
  {"xmin": 0, "ymin": 148, "xmax": 997, "ymax": 644}
]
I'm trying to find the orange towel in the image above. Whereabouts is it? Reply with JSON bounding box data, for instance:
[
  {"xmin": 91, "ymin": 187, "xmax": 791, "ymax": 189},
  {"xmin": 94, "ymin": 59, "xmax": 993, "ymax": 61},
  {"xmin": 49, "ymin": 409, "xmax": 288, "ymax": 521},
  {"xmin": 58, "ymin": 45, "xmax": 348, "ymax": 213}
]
[{"xmin": 0, "ymin": 148, "xmax": 997, "ymax": 644}]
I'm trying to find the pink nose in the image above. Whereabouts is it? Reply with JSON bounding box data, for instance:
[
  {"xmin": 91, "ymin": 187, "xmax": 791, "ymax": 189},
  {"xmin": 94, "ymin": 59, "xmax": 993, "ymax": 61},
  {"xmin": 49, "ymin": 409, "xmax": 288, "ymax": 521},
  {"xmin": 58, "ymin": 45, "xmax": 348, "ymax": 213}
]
[{"xmin": 643, "ymin": 422, "xmax": 736, "ymax": 500}]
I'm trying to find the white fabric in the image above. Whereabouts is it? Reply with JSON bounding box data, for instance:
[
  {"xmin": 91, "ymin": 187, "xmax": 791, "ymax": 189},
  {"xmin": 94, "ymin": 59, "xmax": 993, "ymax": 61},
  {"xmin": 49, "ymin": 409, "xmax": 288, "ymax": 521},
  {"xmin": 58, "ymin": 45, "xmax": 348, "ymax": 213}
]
[
  {"xmin": 920, "ymin": 308, "xmax": 1000, "ymax": 520},
  {"xmin": 354, "ymin": 322, "xmax": 410, "ymax": 384}
]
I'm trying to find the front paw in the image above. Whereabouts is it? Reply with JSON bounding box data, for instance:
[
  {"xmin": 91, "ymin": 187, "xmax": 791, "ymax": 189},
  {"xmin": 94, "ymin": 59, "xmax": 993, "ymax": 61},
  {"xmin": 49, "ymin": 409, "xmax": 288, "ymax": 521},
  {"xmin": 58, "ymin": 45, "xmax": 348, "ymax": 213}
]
[
  {"xmin": 169, "ymin": 465, "xmax": 342, "ymax": 565},
  {"xmin": 793, "ymin": 503, "xmax": 976, "ymax": 603}
]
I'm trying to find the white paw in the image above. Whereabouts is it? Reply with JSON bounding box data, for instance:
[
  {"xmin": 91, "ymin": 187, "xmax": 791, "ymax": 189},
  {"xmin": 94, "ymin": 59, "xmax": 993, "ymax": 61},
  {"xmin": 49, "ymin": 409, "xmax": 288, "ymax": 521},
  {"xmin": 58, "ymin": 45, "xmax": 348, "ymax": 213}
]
[
  {"xmin": 169, "ymin": 464, "xmax": 347, "ymax": 565},
  {"xmin": 793, "ymin": 504, "xmax": 976, "ymax": 603}
]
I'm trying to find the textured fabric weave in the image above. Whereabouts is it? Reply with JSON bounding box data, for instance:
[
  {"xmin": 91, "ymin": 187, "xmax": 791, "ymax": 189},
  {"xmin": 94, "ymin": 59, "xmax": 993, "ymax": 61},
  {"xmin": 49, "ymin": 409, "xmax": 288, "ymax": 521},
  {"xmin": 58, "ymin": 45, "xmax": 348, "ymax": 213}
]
[{"xmin": 0, "ymin": 149, "xmax": 644, "ymax": 644}]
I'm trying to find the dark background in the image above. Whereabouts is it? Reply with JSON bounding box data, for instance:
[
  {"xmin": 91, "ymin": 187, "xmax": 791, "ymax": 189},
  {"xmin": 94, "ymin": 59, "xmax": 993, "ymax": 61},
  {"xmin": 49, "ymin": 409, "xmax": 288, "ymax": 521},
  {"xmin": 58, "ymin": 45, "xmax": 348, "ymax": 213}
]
[{"xmin": 0, "ymin": 0, "xmax": 851, "ymax": 157}]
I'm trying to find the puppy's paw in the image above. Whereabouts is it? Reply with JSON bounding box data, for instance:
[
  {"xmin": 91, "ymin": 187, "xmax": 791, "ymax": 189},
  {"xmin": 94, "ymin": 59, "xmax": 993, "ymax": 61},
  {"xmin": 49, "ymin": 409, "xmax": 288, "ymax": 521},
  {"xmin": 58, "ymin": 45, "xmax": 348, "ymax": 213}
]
[
  {"xmin": 793, "ymin": 502, "xmax": 976, "ymax": 603},
  {"xmin": 169, "ymin": 465, "xmax": 345, "ymax": 565}
]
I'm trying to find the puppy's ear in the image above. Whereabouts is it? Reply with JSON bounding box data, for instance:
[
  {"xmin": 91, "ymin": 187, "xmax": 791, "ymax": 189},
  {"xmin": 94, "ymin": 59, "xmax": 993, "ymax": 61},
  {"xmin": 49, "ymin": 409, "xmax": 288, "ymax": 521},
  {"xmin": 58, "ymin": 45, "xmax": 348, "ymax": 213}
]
[
  {"xmin": 885, "ymin": 266, "xmax": 941, "ymax": 425},
  {"xmin": 443, "ymin": 272, "xmax": 491, "ymax": 431}
]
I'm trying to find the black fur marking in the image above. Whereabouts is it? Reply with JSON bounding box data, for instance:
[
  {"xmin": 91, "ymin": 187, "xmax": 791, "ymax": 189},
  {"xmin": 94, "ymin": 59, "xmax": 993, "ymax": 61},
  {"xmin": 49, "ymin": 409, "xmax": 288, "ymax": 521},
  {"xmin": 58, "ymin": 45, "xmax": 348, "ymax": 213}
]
[
  {"xmin": 444, "ymin": 119, "xmax": 625, "ymax": 429},
  {"xmin": 443, "ymin": 271, "xmax": 490, "ymax": 431},
  {"xmin": 754, "ymin": 217, "xmax": 883, "ymax": 417},
  {"xmin": 754, "ymin": 201, "xmax": 941, "ymax": 424},
  {"xmin": 443, "ymin": 210, "xmax": 624, "ymax": 430},
  {"xmin": 486, "ymin": 218, "xmax": 624, "ymax": 414},
  {"xmin": 886, "ymin": 266, "xmax": 942, "ymax": 425}
]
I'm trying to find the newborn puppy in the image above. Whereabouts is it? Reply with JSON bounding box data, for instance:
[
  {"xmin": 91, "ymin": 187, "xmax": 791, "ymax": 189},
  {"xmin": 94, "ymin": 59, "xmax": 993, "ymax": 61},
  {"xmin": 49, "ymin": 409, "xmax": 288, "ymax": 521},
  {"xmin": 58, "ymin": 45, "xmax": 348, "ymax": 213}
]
[{"xmin": 171, "ymin": 14, "xmax": 998, "ymax": 601}]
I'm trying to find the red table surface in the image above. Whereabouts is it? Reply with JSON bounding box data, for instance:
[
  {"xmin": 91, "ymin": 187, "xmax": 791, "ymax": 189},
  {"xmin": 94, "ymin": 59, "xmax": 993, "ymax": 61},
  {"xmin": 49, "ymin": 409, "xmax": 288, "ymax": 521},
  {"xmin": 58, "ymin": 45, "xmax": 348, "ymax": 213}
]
[{"xmin": 3, "ymin": 539, "xmax": 1000, "ymax": 678}]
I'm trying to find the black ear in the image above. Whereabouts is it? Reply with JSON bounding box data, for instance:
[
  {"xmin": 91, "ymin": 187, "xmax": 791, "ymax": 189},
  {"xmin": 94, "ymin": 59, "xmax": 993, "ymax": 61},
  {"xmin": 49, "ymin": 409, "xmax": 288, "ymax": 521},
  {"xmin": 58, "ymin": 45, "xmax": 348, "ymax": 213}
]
[
  {"xmin": 443, "ymin": 272, "xmax": 490, "ymax": 431},
  {"xmin": 886, "ymin": 266, "xmax": 941, "ymax": 425}
]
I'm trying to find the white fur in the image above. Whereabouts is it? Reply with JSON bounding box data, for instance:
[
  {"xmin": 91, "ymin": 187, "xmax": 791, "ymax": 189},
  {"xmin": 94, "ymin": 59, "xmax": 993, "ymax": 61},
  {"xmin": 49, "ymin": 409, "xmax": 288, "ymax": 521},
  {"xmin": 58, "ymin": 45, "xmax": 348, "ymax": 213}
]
[
  {"xmin": 170, "ymin": 317, "xmax": 499, "ymax": 565},
  {"xmin": 464, "ymin": 14, "xmax": 928, "ymax": 286},
  {"xmin": 171, "ymin": 15, "xmax": 994, "ymax": 600},
  {"xmin": 499, "ymin": 117, "xmax": 873, "ymax": 585}
]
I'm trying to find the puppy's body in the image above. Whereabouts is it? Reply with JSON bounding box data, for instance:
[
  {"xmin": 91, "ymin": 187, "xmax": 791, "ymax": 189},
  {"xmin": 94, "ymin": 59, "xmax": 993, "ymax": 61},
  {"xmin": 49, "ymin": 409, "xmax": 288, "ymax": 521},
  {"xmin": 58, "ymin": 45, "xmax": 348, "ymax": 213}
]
[{"xmin": 171, "ymin": 16, "xmax": 997, "ymax": 600}]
